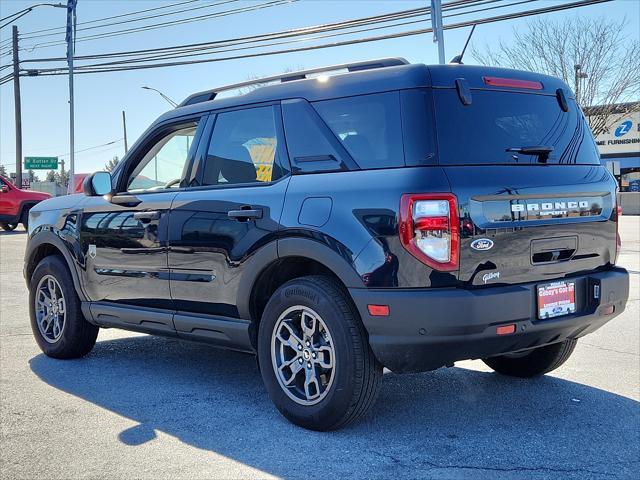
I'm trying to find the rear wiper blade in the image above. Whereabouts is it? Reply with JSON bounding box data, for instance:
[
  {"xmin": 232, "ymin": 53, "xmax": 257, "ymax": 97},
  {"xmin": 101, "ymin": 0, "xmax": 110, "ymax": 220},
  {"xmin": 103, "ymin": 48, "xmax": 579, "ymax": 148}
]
[
  {"xmin": 506, "ymin": 145, "xmax": 554, "ymax": 155},
  {"xmin": 506, "ymin": 145, "xmax": 554, "ymax": 163}
]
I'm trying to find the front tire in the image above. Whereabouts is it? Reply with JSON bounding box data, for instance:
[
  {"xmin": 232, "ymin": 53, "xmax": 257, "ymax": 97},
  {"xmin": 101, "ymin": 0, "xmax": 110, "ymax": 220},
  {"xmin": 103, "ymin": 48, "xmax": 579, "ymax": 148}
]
[
  {"xmin": 258, "ymin": 275, "xmax": 382, "ymax": 431},
  {"xmin": 20, "ymin": 208, "xmax": 29, "ymax": 230},
  {"xmin": 482, "ymin": 339, "xmax": 577, "ymax": 378},
  {"xmin": 29, "ymin": 255, "xmax": 99, "ymax": 359},
  {"xmin": 0, "ymin": 222, "xmax": 18, "ymax": 231}
]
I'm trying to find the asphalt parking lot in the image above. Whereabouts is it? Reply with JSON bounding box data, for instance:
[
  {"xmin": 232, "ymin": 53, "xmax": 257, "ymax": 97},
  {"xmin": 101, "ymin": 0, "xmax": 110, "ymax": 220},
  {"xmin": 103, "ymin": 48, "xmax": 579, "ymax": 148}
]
[{"xmin": 1, "ymin": 218, "xmax": 638, "ymax": 480}]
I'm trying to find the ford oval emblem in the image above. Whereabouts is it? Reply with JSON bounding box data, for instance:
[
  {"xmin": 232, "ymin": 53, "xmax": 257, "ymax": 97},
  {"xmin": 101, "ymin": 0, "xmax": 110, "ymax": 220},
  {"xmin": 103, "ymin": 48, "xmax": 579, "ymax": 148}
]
[{"xmin": 471, "ymin": 238, "xmax": 494, "ymax": 251}]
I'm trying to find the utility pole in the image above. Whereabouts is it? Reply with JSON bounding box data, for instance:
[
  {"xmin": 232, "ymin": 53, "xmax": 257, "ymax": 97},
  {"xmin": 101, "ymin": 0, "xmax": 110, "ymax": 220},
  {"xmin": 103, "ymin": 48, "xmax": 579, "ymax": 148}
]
[
  {"xmin": 66, "ymin": 0, "xmax": 76, "ymax": 191},
  {"xmin": 122, "ymin": 111, "xmax": 128, "ymax": 153},
  {"xmin": 12, "ymin": 25, "xmax": 23, "ymax": 189},
  {"xmin": 431, "ymin": 0, "xmax": 445, "ymax": 64}
]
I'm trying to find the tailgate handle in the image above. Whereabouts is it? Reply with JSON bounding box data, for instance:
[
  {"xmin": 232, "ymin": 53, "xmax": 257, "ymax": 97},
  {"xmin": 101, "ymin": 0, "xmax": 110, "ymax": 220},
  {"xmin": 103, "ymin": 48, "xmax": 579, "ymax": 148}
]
[{"xmin": 531, "ymin": 236, "xmax": 577, "ymax": 264}]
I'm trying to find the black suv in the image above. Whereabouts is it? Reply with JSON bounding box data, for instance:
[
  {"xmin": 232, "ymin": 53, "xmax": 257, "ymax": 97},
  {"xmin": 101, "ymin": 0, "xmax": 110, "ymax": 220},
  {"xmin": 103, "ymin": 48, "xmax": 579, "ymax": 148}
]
[{"xmin": 25, "ymin": 58, "xmax": 629, "ymax": 430}]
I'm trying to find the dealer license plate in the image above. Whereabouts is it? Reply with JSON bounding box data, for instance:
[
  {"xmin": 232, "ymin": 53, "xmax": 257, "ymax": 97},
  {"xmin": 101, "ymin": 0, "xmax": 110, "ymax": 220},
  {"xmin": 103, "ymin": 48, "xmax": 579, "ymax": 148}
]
[{"xmin": 537, "ymin": 281, "xmax": 576, "ymax": 319}]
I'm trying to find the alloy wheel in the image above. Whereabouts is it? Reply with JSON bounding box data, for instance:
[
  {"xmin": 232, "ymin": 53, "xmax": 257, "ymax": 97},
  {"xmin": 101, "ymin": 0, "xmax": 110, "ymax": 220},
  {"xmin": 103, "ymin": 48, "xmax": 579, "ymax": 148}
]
[
  {"xmin": 35, "ymin": 275, "xmax": 66, "ymax": 343},
  {"xmin": 271, "ymin": 305, "xmax": 336, "ymax": 405}
]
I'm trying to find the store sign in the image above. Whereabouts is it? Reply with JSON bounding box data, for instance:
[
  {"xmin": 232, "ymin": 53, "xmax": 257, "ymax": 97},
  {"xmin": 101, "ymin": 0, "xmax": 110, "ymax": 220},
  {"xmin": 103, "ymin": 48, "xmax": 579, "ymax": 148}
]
[{"xmin": 593, "ymin": 112, "xmax": 640, "ymax": 155}]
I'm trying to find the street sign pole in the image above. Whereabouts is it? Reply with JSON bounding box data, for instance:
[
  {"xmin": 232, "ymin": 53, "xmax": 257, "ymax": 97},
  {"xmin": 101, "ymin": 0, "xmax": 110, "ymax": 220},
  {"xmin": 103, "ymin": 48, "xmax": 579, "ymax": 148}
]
[{"xmin": 66, "ymin": 0, "xmax": 77, "ymax": 192}]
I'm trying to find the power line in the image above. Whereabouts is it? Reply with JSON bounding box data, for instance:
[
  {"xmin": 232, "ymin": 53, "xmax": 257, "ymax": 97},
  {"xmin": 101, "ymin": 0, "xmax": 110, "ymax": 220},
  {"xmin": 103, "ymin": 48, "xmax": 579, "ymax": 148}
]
[
  {"xmin": 21, "ymin": 0, "xmax": 611, "ymax": 80},
  {"xmin": 0, "ymin": 0, "xmax": 613, "ymax": 87},
  {"xmin": 18, "ymin": 0, "xmax": 494, "ymax": 64},
  {"xmin": 58, "ymin": 138, "xmax": 123, "ymax": 156},
  {"xmin": 20, "ymin": 0, "xmax": 298, "ymax": 51},
  {"xmin": 23, "ymin": 0, "xmax": 608, "ymax": 77},
  {"xmin": 20, "ymin": 0, "xmax": 242, "ymax": 40},
  {"xmin": 23, "ymin": 7, "xmax": 431, "ymax": 64},
  {"xmin": 20, "ymin": 0, "xmax": 201, "ymax": 36}
]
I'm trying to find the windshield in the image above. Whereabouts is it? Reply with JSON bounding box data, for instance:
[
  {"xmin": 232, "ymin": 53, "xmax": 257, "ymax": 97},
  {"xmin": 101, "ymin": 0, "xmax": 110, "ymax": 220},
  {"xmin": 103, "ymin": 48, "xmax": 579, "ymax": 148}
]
[{"xmin": 434, "ymin": 90, "xmax": 600, "ymax": 165}]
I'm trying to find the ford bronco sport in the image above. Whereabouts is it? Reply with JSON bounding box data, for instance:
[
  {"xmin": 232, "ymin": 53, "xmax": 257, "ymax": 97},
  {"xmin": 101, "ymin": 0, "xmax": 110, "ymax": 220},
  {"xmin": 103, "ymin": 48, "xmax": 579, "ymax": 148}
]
[{"xmin": 24, "ymin": 59, "xmax": 629, "ymax": 430}]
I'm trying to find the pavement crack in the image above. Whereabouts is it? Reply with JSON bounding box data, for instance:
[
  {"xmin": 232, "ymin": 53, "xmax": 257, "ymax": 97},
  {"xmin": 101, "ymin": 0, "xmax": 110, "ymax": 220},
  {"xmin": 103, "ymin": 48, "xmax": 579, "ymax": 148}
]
[
  {"xmin": 370, "ymin": 450, "xmax": 619, "ymax": 476},
  {"xmin": 581, "ymin": 342, "xmax": 639, "ymax": 356}
]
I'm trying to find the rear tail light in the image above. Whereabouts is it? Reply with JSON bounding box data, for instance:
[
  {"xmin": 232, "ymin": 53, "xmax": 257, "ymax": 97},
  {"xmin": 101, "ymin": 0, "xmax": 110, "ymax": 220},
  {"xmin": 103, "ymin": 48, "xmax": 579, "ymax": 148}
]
[{"xmin": 399, "ymin": 193, "xmax": 459, "ymax": 271}]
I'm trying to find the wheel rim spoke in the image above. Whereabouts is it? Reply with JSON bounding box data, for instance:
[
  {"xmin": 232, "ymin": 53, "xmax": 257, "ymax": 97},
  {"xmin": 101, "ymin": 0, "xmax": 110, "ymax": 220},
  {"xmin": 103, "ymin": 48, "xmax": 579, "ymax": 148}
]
[
  {"xmin": 35, "ymin": 275, "xmax": 65, "ymax": 343},
  {"xmin": 279, "ymin": 357, "xmax": 304, "ymax": 386},
  {"xmin": 271, "ymin": 305, "xmax": 336, "ymax": 406},
  {"xmin": 304, "ymin": 366, "xmax": 321, "ymax": 401},
  {"xmin": 301, "ymin": 311, "xmax": 317, "ymax": 339},
  {"xmin": 276, "ymin": 321, "xmax": 303, "ymax": 351},
  {"xmin": 314, "ymin": 346, "xmax": 333, "ymax": 369}
]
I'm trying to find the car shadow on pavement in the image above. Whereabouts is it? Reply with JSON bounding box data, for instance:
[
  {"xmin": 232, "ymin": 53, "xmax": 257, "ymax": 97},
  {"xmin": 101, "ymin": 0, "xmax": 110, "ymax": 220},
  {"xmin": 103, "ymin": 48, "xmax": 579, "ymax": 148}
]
[{"xmin": 30, "ymin": 335, "xmax": 639, "ymax": 478}]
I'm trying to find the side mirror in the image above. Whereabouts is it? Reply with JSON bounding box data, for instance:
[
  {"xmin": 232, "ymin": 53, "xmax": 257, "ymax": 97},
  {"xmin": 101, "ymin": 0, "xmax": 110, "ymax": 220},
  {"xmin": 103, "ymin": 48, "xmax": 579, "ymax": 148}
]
[
  {"xmin": 84, "ymin": 171, "xmax": 113, "ymax": 197},
  {"xmin": 1, "ymin": 185, "xmax": 8, "ymax": 193}
]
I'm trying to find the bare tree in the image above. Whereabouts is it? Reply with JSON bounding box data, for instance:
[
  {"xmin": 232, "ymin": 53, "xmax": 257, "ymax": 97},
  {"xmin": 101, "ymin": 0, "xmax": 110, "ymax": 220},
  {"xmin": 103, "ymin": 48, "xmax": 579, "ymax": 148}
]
[
  {"xmin": 237, "ymin": 66, "xmax": 304, "ymax": 95},
  {"xmin": 105, "ymin": 156, "xmax": 120, "ymax": 172},
  {"xmin": 471, "ymin": 16, "xmax": 640, "ymax": 136}
]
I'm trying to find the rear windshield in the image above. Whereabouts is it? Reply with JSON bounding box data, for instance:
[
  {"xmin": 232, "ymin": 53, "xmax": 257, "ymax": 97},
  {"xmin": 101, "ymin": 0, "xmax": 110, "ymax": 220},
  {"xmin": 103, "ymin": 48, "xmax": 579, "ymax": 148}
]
[{"xmin": 434, "ymin": 90, "xmax": 600, "ymax": 165}]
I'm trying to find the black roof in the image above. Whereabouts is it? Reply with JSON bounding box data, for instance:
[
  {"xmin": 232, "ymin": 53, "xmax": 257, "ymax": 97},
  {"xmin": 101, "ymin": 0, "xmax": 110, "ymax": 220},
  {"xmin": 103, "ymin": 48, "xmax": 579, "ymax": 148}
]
[{"xmin": 153, "ymin": 60, "xmax": 572, "ymax": 126}]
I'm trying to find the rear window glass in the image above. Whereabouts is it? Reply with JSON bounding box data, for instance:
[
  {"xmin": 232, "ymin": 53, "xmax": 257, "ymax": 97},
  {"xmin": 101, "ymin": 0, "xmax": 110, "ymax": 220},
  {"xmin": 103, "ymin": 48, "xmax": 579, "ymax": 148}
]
[
  {"xmin": 434, "ymin": 90, "xmax": 600, "ymax": 165},
  {"xmin": 313, "ymin": 92, "xmax": 404, "ymax": 169}
]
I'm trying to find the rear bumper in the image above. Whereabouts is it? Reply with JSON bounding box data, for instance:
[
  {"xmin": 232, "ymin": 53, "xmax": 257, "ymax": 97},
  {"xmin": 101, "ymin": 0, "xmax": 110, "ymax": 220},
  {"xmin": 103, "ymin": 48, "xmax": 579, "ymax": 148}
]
[{"xmin": 349, "ymin": 268, "xmax": 629, "ymax": 373}]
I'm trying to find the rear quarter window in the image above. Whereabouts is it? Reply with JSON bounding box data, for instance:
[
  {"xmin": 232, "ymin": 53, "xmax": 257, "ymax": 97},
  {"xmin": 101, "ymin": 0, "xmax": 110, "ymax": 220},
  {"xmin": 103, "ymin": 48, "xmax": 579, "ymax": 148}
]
[{"xmin": 312, "ymin": 92, "xmax": 404, "ymax": 169}]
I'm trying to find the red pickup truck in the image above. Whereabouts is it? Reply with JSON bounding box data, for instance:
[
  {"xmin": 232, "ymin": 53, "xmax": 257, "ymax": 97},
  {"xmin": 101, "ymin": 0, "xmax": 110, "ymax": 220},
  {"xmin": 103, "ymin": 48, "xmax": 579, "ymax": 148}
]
[{"xmin": 0, "ymin": 175, "xmax": 51, "ymax": 231}]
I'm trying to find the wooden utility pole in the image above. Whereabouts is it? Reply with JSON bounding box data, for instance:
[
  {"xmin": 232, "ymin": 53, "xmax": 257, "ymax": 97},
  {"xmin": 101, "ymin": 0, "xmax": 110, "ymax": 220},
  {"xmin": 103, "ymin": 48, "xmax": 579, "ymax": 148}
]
[{"xmin": 12, "ymin": 25, "xmax": 22, "ymax": 189}]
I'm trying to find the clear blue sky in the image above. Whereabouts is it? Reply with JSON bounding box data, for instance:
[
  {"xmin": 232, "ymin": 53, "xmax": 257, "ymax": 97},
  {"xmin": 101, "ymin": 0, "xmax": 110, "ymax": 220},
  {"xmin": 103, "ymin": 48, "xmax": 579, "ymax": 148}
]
[{"xmin": 1, "ymin": 0, "xmax": 638, "ymax": 175}]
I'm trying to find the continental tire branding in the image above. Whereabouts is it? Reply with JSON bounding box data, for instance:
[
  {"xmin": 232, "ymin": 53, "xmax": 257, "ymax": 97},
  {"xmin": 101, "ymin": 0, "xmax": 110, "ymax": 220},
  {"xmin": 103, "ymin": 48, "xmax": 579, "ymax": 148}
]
[{"xmin": 284, "ymin": 287, "xmax": 318, "ymax": 303}]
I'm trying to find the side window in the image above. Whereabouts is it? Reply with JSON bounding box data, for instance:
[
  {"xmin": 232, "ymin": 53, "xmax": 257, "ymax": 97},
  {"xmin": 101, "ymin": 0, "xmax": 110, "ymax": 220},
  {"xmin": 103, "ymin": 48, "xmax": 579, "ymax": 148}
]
[
  {"xmin": 400, "ymin": 89, "xmax": 437, "ymax": 166},
  {"xmin": 128, "ymin": 122, "xmax": 198, "ymax": 193},
  {"xmin": 313, "ymin": 92, "xmax": 404, "ymax": 169},
  {"xmin": 202, "ymin": 106, "xmax": 283, "ymax": 186},
  {"xmin": 282, "ymin": 99, "xmax": 349, "ymax": 173}
]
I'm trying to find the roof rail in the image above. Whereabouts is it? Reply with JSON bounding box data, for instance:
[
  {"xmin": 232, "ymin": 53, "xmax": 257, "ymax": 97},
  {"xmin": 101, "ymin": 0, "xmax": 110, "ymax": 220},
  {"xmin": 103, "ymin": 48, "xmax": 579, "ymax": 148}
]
[{"xmin": 178, "ymin": 57, "xmax": 409, "ymax": 107}]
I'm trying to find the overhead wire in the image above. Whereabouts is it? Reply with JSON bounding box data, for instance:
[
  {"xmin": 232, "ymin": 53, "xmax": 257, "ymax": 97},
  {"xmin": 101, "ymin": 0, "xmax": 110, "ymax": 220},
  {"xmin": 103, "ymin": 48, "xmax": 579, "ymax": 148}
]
[
  {"xmin": 19, "ymin": 0, "xmax": 298, "ymax": 51},
  {"xmin": 26, "ymin": 0, "xmax": 604, "ymax": 76},
  {"xmin": 23, "ymin": 0, "xmax": 610, "ymax": 79},
  {"xmin": 20, "ymin": 0, "xmax": 242, "ymax": 40},
  {"xmin": 17, "ymin": 0, "xmax": 499, "ymax": 64},
  {"xmin": 0, "ymin": 0, "xmax": 613, "ymax": 85},
  {"xmin": 20, "ymin": 0, "xmax": 202, "ymax": 36}
]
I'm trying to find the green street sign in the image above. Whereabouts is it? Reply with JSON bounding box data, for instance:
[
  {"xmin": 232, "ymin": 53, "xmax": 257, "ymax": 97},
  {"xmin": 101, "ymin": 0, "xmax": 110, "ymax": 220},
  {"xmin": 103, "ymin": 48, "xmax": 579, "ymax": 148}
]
[{"xmin": 24, "ymin": 156, "xmax": 58, "ymax": 170}]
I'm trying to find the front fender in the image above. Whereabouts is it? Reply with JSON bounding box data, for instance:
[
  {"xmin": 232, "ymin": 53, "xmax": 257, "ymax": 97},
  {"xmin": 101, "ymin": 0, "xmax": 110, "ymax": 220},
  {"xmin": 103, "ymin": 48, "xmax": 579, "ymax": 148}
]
[{"xmin": 24, "ymin": 221, "xmax": 87, "ymax": 302}]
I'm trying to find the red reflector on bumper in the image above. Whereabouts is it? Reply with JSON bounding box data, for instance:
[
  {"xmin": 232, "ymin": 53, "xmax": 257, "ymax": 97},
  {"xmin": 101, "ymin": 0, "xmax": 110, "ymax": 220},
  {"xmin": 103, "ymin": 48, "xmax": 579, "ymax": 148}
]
[
  {"xmin": 496, "ymin": 324, "xmax": 516, "ymax": 335},
  {"xmin": 368, "ymin": 304, "xmax": 390, "ymax": 316}
]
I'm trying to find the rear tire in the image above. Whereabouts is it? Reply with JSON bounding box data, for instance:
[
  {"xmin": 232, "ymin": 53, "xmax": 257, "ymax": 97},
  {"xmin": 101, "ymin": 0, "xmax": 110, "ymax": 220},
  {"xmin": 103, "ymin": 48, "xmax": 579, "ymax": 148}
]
[
  {"xmin": 482, "ymin": 339, "xmax": 577, "ymax": 378},
  {"xmin": 0, "ymin": 222, "xmax": 18, "ymax": 231},
  {"xmin": 258, "ymin": 275, "xmax": 382, "ymax": 431},
  {"xmin": 29, "ymin": 255, "xmax": 99, "ymax": 359}
]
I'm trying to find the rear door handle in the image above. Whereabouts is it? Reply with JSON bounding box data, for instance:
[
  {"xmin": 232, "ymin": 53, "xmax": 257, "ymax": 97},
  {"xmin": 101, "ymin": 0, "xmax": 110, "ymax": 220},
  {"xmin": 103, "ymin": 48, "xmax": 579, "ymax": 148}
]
[
  {"xmin": 227, "ymin": 208, "xmax": 262, "ymax": 221},
  {"xmin": 134, "ymin": 211, "xmax": 160, "ymax": 223}
]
